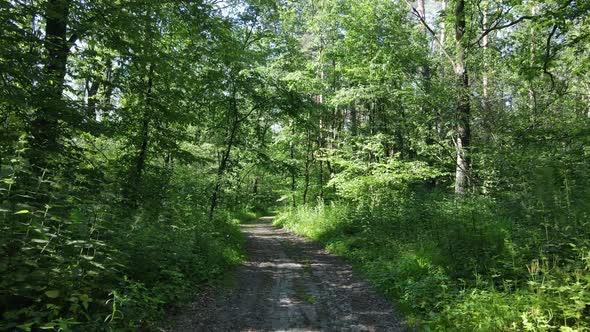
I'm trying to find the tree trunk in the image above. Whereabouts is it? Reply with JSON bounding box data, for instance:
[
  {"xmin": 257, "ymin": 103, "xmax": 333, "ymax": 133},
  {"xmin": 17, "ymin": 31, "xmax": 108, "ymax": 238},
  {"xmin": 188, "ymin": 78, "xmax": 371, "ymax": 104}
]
[
  {"xmin": 439, "ymin": 0, "xmax": 447, "ymax": 76},
  {"xmin": 252, "ymin": 176, "xmax": 259, "ymax": 195},
  {"xmin": 29, "ymin": 0, "xmax": 71, "ymax": 168},
  {"xmin": 318, "ymin": 118, "xmax": 324, "ymax": 201},
  {"xmin": 125, "ymin": 64, "xmax": 154, "ymax": 208},
  {"xmin": 102, "ymin": 59, "xmax": 114, "ymax": 120},
  {"xmin": 303, "ymin": 129, "xmax": 312, "ymax": 205},
  {"xmin": 418, "ymin": 0, "xmax": 432, "ymax": 111},
  {"xmin": 290, "ymin": 123, "xmax": 297, "ymax": 207},
  {"xmin": 454, "ymin": 0, "xmax": 471, "ymax": 195},
  {"xmin": 209, "ymin": 85, "xmax": 240, "ymax": 221},
  {"xmin": 86, "ymin": 79, "xmax": 100, "ymax": 121},
  {"xmin": 482, "ymin": 0, "xmax": 491, "ymax": 136},
  {"xmin": 417, "ymin": 0, "xmax": 426, "ymax": 19},
  {"xmin": 350, "ymin": 105, "xmax": 358, "ymax": 136}
]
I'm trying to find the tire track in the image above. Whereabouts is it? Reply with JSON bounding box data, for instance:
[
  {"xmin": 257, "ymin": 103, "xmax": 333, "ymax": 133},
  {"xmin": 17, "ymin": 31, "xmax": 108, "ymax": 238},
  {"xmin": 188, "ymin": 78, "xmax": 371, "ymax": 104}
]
[{"xmin": 171, "ymin": 217, "xmax": 406, "ymax": 331}]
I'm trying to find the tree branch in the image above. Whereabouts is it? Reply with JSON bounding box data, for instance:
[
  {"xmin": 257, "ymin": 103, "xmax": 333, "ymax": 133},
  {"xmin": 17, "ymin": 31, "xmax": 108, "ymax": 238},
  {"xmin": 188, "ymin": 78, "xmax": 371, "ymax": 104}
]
[
  {"xmin": 470, "ymin": 0, "xmax": 576, "ymax": 48},
  {"xmin": 67, "ymin": 33, "xmax": 79, "ymax": 48},
  {"xmin": 402, "ymin": 0, "xmax": 456, "ymax": 69},
  {"xmin": 238, "ymin": 100, "xmax": 266, "ymax": 124},
  {"xmin": 543, "ymin": 25, "xmax": 558, "ymax": 91},
  {"xmin": 470, "ymin": 14, "xmax": 534, "ymax": 48}
]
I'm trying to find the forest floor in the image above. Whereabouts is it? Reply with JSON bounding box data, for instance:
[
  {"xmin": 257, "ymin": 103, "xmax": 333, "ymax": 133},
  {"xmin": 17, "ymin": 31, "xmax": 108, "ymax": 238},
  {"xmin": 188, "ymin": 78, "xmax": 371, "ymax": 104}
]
[{"xmin": 169, "ymin": 217, "xmax": 406, "ymax": 332}]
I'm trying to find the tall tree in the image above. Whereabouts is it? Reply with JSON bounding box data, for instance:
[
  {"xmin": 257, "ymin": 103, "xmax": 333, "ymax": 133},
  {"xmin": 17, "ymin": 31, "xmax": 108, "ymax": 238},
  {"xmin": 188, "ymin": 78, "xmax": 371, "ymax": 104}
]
[{"xmin": 29, "ymin": 0, "xmax": 73, "ymax": 168}]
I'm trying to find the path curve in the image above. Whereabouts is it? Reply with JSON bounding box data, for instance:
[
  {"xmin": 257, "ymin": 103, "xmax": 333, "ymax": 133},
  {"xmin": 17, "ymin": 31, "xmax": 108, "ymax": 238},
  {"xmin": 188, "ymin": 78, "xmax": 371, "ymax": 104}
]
[{"xmin": 172, "ymin": 217, "xmax": 406, "ymax": 332}]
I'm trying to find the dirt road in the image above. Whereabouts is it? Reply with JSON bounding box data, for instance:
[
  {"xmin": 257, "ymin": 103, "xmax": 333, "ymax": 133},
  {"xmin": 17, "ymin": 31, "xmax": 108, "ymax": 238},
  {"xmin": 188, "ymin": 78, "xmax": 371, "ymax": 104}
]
[{"xmin": 172, "ymin": 217, "xmax": 405, "ymax": 331}]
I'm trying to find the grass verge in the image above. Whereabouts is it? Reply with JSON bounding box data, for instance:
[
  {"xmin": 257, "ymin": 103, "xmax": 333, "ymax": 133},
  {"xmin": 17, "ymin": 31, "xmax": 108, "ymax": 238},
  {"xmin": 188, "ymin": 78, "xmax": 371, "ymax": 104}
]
[{"xmin": 274, "ymin": 197, "xmax": 590, "ymax": 331}]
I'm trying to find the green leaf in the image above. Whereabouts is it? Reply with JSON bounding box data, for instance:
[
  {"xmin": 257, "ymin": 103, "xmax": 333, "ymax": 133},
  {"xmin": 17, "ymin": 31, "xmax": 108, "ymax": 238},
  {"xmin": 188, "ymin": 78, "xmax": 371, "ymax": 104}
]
[
  {"xmin": 45, "ymin": 290, "xmax": 60, "ymax": 298},
  {"xmin": 16, "ymin": 322, "xmax": 34, "ymax": 331},
  {"xmin": 14, "ymin": 209, "xmax": 30, "ymax": 214},
  {"xmin": 89, "ymin": 261, "xmax": 105, "ymax": 269},
  {"xmin": 40, "ymin": 324, "xmax": 56, "ymax": 330}
]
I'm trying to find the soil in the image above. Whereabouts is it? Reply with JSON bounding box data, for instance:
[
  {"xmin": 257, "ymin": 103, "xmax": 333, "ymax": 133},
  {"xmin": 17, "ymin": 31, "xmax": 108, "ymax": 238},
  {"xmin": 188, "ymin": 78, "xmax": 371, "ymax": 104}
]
[{"xmin": 170, "ymin": 217, "xmax": 406, "ymax": 332}]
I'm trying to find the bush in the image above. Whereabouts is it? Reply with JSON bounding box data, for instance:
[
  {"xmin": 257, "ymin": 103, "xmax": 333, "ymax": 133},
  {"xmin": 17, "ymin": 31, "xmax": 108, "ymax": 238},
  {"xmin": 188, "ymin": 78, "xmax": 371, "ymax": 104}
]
[
  {"xmin": 276, "ymin": 193, "xmax": 590, "ymax": 331},
  {"xmin": 0, "ymin": 158, "xmax": 244, "ymax": 331}
]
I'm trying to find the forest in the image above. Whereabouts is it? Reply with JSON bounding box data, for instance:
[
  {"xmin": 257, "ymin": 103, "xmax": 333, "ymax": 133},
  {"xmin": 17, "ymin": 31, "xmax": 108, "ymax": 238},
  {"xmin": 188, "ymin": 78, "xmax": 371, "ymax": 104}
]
[{"xmin": 1, "ymin": 0, "xmax": 589, "ymax": 330}]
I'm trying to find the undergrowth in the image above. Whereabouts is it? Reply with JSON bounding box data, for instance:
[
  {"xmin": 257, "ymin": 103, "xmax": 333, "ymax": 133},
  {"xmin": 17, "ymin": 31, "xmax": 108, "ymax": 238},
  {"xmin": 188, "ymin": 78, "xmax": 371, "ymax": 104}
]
[
  {"xmin": 0, "ymin": 156, "xmax": 246, "ymax": 331},
  {"xmin": 275, "ymin": 194, "xmax": 590, "ymax": 331}
]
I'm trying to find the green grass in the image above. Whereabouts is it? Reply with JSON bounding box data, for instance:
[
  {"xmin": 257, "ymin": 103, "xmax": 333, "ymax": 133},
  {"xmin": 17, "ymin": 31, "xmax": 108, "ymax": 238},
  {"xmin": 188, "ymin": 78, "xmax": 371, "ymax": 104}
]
[{"xmin": 274, "ymin": 196, "xmax": 590, "ymax": 331}]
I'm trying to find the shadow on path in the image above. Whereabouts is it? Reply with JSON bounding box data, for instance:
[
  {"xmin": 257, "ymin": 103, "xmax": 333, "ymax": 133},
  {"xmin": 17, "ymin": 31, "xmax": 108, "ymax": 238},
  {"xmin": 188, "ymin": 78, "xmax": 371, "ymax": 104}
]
[{"xmin": 172, "ymin": 217, "xmax": 405, "ymax": 332}]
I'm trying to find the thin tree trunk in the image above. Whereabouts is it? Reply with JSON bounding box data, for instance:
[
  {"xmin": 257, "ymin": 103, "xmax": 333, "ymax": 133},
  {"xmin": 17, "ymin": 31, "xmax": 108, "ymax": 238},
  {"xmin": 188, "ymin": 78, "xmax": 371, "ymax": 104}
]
[
  {"xmin": 209, "ymin": 85, "xmax": 240, "ymax": 221},
  {"xmin": 418, "ymin": 0, "xmax": 432, "ymax": 110},
  {"xmin": 439, "ymin": 0, "xmax": 447, "ymax": 76},
  {"xmin": 125, "ymin": 64, "xmax": 154, "ymax": 208},
  {"xmin": 135, "ymin": 117, "xmax": 150, "ymax": 184},
  {"xmin": 482, "ymin": 0, "xmax": 491, "ymax": 135},
  {"xmin": 86, "ymin": 79, "xmax": 100, "ymax": 121},
  {"xmin": 102, "ymin": 59, "xmax": 114, "ymax": 120},
  {"xmin": 318, "ymin": 118, "xmax": 324, "ymax": 201},
  {"xmin": 208, "ymin": 121, "xmax": 237, "ymax": 221},
  {"xmin": 290, "ymin": 122, "xmax": 297, "ymax": 207},
  {"xmin": 303, "ymin": 129, "xmax": 312, "ymax": 205},
  {"xmin": 454, "ymin": 0, "xmax": 471, "ymax": 195},
  {"xmin": 350, "ymin": 105, "xmax": 358, "ymax": 136},
  {"xmin": 319, "ymin": 159, "xmax": 324, "ymax": 200},
  {"xmin": 417, "ymin": 0, "xmax": 426, "ymax": 21},
  {"xmin": 252, "ymin": 177, "xmax": 259, "ymax": 195}
]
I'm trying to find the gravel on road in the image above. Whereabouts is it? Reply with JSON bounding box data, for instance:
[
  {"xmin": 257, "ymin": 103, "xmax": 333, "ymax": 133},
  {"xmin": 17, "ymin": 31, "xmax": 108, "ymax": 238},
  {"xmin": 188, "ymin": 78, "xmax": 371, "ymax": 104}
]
[{"xmin": 171, "ymin": 217, "xmax": 406, "ymax": 332}]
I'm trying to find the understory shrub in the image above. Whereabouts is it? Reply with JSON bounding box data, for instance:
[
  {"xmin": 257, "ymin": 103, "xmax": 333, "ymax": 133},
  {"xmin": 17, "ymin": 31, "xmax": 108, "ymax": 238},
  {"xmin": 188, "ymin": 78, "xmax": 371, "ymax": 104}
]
[
  {"xmin": 275, "ymin": 194, "xmax": 590, "ymax": 331},
  {"xmin": 0, "ymin": 158, "xmax": 244, "ymax": 331}
]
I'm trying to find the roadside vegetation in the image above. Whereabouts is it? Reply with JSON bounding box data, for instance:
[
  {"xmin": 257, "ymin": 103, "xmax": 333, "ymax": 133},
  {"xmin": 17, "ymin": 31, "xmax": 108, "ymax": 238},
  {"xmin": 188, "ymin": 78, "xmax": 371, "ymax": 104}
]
[{"xmin": 277, "ymin": 188, "xmax": 590, "ymax": 330}]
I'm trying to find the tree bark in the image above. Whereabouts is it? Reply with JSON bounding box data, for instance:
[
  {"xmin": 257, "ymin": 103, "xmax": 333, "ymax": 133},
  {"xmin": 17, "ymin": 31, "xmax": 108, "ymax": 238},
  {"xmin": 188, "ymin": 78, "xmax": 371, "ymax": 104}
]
[
  {"xmin": 86, "ymin": 79, "xmax": 100, "ymax": 121},
  {"xmin": 454, "ymin": 0, "xmax": 471, "ymax": 195},
  {"xmin": 418, "ymin": 0, "xmax": 432, "ymax": 106},
  {"xmin": 318, "ymin": 118, "xmax": 324, "ymax": 201},
  {"xmin": 209, "ymin": 84, "xmax": 240, "ymax": 221},
  {"xmin": 439, "ymin": 0, "xmax": 447, "ymax": 76},
  {"xmin": 125, "ymin": 64, "xmax": 154, "ymax": 208},
  {"xmin": 481, "ymin": 0, "xmax": 491, "ymax": 137},
  {"xmin": 29, "ymin": 0, "xmax": 71, "ymax": 168},
  {"xmin": 303, "ymin": 128, "xmax": 312, "ymax": 205},
  {"xmin": 350, "ymin": 105, "xmax": 358, "ymax": 136},
  {"xmin": 290, "ymin": 122, "xmax": 297, "ymax": 207}
]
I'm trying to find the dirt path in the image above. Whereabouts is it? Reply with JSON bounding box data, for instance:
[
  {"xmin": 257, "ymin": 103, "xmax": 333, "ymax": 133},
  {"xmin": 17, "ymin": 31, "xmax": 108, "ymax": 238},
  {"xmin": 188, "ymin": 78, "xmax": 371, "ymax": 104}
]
[{"xmin": 172, "ymin": 217, "xmax": 406, "ymax": 331}]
